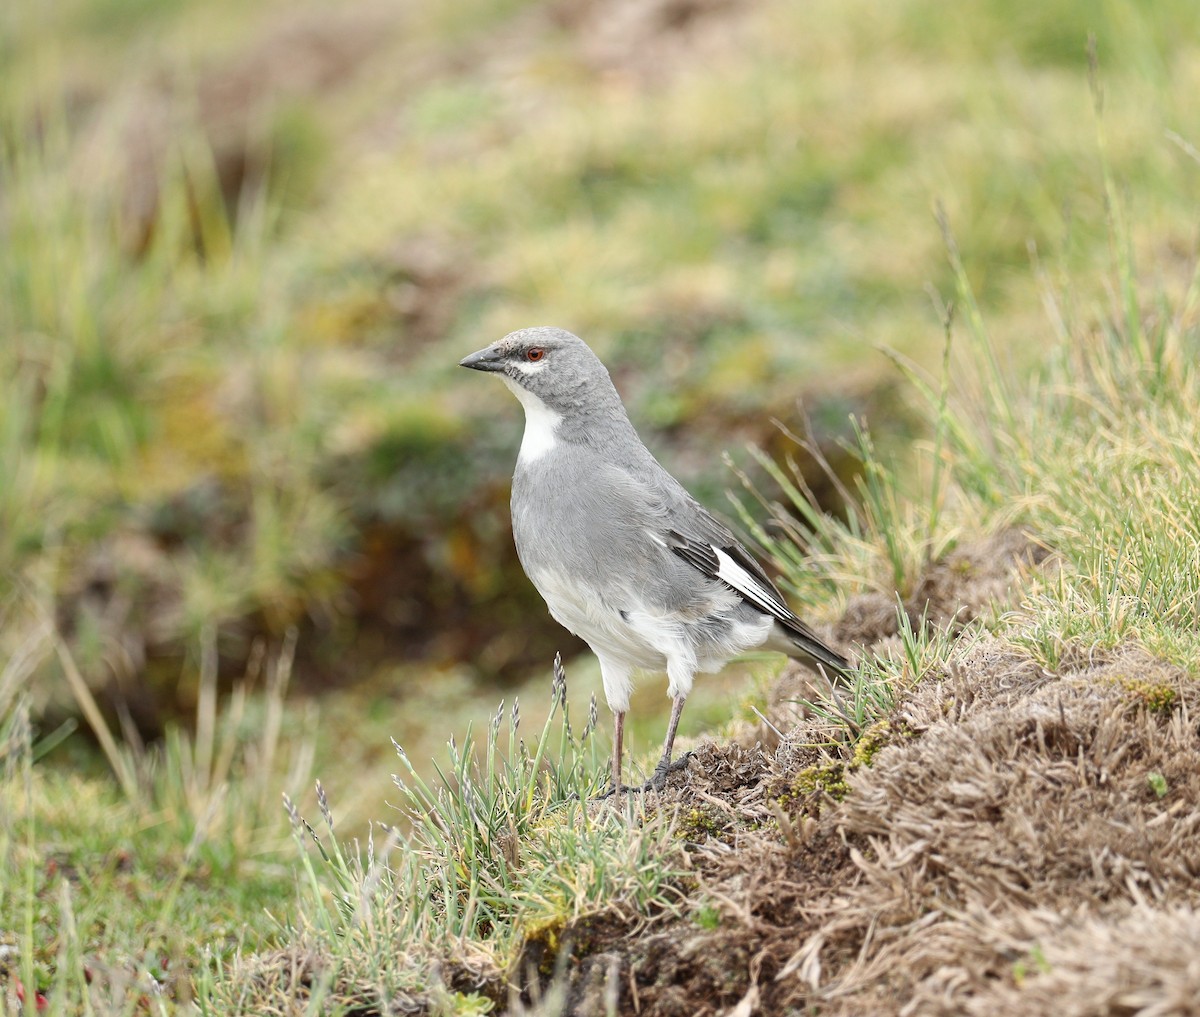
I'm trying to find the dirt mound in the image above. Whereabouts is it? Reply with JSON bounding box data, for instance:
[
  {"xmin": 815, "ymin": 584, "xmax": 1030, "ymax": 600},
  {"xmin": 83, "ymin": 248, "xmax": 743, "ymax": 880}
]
[
  {"xmin": 957, "ymin": 904, "xmax": 1200, "ymax": 1017},
  {"xmin": 520, "ymin": 534, "xmax": 1198, "ymax": 1014},
  {"xmin": 531, "ymin": 648, "xmax": 1199, "ymax": 1015}
]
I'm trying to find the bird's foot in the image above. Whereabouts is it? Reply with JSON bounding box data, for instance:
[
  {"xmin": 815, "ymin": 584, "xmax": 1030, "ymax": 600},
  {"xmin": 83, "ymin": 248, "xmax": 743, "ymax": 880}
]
[{"xmin": 641, "ymin": 751, "xmax": 694, "ymax": 792}]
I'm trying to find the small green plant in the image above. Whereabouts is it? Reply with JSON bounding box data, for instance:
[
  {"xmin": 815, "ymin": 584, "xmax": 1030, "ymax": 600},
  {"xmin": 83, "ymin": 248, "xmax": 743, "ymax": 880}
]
[
  {"xmin": 1012, "ymin": 942, "xmax": 1053, "ymax": 986},
  {"xmin": 1147, "ymin": 772, "xmax": 1169, "ymax": 799},
  {"xmin": 777, "ymin": 760, "xmax": 850, "ymax": 804},
  {"xmin": 678, "ymin": 806, "xmax": 725, "ymax": 841},
  {"xmin": 1113, "ymin": 675, "xmax": 1178, "ymax": 713}
]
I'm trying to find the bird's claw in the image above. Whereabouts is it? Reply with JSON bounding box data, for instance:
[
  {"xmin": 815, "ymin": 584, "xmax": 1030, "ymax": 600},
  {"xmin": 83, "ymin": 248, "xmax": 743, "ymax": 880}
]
[{"xmin": 641, "ymin": 750, "xmax": 694, "ymax": 792}]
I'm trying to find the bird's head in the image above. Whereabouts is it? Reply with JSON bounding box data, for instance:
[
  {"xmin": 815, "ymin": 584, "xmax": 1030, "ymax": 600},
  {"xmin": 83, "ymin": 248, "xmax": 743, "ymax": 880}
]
[{"xmin": 459, "ymin": 326, "xmax": 617, "ymax": 418}]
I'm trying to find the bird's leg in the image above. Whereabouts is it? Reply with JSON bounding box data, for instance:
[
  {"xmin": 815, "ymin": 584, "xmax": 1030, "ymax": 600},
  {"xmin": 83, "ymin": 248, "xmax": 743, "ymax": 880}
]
[
  {"xmin": 612, "ymin": 709, "xmax": 625, "ymax": 791},
  {"xmin": 595, "ymin": 710, "xmax": 629, "ymax": 799},
  {"xmin": 644, "ymin": 695, "xmax": 693, "ymax": 791}
]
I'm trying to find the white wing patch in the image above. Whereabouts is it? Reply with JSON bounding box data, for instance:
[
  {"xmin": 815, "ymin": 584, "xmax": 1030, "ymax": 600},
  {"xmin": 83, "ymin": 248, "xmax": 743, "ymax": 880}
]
[{"xmin": 710, "ymin": 546, "xmax": 787, "ymax": 615}]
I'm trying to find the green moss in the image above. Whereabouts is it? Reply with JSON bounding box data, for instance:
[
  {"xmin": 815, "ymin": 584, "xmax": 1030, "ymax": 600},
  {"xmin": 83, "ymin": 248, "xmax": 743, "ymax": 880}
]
[
  {"xmin": 1113, "ymin": 675, "xmax": 1177, "ymax": 713},
  {"xmin": 850, "ymin": 720, "xmax": 892, "ymax": 768},
  {"xmin": 677, "ymin": 806, "xmax": 725, "ymax": 841},
  {"xmin": 520, "ymin": 915, "xmax": 567, "ymax": 978},
  {"xmin": 517, "ymin": 910, "xmax": 621, "ymax": 984},
  {"xmin": 776, "ymin": 721, "xmax": 915, "ymax": 812},
  {"xmin": 850, "ymin": 718, "xmax": 917, "ymax": 767},
  {"xmin": 777, "ymin": 761, "xmax": 850, "ymax": 805}
]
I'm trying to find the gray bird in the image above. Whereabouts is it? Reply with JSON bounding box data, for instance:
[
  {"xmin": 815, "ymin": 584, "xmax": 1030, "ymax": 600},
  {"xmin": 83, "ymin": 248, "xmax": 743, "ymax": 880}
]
[{"xmin": 460, "ymin": 326, "xmax": 851, "ymax": 794}]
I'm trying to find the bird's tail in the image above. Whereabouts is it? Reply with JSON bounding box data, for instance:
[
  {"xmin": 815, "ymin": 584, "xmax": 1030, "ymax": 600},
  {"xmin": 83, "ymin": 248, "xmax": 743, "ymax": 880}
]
[{"xmin": 770, "ymin": 619, "xmax": 853, "ymax": 686}]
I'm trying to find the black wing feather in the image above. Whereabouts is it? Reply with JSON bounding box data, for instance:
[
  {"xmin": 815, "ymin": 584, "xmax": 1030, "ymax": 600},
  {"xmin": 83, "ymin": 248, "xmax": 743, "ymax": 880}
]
[{"xmin": 667, "ymin": 529, "xmax": 851, "ymax": 679}]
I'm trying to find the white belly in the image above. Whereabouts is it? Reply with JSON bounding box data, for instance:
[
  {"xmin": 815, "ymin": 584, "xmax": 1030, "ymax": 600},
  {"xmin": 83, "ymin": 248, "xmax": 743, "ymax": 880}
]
[
  {"xmin": 531, "ymin": 568, "xmax": 664, "ymax": 672},
  {"xmin": 528, "ymin": 567, "xmax": 774, "ymax": 677}
]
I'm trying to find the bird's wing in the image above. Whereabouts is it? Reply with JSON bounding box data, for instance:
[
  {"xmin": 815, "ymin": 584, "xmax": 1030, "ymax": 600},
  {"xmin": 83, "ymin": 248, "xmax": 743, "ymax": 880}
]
[
  {"xmin": 554, "ymin": 455, "xmax": 849, "ymax": 676},
  {"xmin": 666, "ymin": 527, "xmax": 786, "ymax": 616},
  {"xmin": 569, "ymin": 459, "xmax": 783, "ymax": 614},
  {"xmin": 665, "ymin": 524, "xmax": 800, "ymax": 621},
  {"xmin": 666, "ymin": 522, "xmax": 851, "ymax": 676},
  {"xmin": 639, "ymin": 468, "xmax": 786, "ymax": 613},
  {"xmin": 635, "ymin": 462, "xmax": 779, "ymax": 609},
  {"xmin": 647, "ymin": 472, "xmax": 848, "ymax": 660}
]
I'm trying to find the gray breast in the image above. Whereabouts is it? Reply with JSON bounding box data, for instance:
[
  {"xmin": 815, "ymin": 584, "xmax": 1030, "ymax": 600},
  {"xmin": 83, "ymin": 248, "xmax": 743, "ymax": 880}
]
[{"xmin": 511, "ymin": 445, "xmax": 729, "ymax": 619}]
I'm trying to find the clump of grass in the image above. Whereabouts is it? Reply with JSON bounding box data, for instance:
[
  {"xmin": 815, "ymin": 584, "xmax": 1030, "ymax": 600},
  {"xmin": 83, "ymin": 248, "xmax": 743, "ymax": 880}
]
[
  {"xmin": 737, "ymin": 122, "xmax": 1200, "ymax": 694},
  {"xmin": 0, "ymin": 631, "xmax": 315, "ymax": 1014},
  {"xmin": 256, "ymin": 656, "xmax": 688, "ymax": 1011}
]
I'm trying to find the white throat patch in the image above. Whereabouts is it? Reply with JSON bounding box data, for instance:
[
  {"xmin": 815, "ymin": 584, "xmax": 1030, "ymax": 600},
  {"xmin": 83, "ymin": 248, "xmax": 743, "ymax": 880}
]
[{"xmin": 502, "ymin": 377, "xmax": 561, "ymax": 464}]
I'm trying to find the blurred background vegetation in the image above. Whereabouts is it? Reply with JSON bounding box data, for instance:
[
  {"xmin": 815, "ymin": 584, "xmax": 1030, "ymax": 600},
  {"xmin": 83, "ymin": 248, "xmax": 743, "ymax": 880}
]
[{"xmin": 3, "ymin": 0, "xmax": 1200, "ymax": 808}]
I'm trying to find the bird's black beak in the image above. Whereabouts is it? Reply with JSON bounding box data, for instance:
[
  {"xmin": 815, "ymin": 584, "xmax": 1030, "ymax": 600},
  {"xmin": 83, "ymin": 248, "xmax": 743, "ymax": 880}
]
[{"xmin": 459, "ymin": 347, "xmax": 506, "ymax": 373}]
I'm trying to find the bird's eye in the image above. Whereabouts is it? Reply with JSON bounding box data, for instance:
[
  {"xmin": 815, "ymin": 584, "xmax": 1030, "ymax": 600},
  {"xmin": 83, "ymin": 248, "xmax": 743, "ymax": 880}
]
[{"xmin": 526, "ymin": 348, "xmax": 545, "ymax": 362}]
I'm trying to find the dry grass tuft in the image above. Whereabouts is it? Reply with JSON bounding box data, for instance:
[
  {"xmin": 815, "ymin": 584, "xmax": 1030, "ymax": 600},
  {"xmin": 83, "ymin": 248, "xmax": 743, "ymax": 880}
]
[
  {"xmin": 958, "ymin": 905, "xmax": 1200, "ymax": 1017},
  {"xmin": 836, "ymin": 528, "xmax": 1047, "ymax": 647}
]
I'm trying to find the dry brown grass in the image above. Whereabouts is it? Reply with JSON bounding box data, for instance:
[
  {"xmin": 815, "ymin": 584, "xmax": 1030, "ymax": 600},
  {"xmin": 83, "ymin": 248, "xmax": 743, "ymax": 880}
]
[{"xmin": 502, "ymin": 538, "xmax": 1200, "ymax": 1017}]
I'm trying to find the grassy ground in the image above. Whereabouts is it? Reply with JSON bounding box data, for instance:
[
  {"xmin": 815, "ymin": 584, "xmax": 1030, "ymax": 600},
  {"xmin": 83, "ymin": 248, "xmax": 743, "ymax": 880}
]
[{"xmin": 4, "ymin": 0, "xmax": 1200, "ymax": 1013}]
